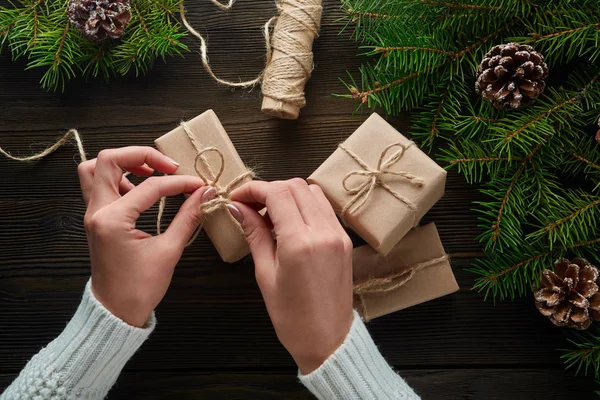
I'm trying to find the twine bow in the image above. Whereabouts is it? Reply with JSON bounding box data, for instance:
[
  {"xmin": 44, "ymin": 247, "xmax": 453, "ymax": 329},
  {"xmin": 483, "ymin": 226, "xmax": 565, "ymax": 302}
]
[
  {"xmin": 157, "ymin": 122, "xmax": 254, "ymax": 245},
  {"xmin": 339, "ymin": 142, "xmax": 424, "ymax": 224},
  {"xmin": 353, "ymin": 254, "xmax": 450, "ymax": 322}
]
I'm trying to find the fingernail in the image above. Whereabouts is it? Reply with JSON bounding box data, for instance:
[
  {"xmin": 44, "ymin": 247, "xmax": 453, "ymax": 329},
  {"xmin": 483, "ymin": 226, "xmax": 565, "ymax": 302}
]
[
  {"xmin": 227, "ymin": 204, "xmax": 244, "ymax": 224},
  {"xmin": 164, "ymin": 156, "xmax": 180, "ymax": 167},
  {"xmin": 127, "ymin": 180, "xmax": 135, "ymax": 190},
  {"xmin": 202, "ymin": 187, "xmax": 217, "ymax": 202}
]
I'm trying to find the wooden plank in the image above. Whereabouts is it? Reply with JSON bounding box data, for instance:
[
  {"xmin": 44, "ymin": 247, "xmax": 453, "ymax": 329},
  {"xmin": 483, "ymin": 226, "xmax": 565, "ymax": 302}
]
[{"xmin": 1, "ymin": 369, "xmax": 596, "ymax": 399}]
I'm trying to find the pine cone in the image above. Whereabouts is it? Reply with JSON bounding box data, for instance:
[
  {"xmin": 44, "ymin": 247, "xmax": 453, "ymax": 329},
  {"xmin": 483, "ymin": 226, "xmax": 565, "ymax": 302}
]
[
  {"xmin": 534, "ymin": 258, "xmax": 600, "ymax": 330},
  {"xmin": 68, "ymin": 0, "xmax": 131, "ymax": 41},
  {"xmin": 475, "ymin": 43, "xmax": 549, "ymax": 110}
]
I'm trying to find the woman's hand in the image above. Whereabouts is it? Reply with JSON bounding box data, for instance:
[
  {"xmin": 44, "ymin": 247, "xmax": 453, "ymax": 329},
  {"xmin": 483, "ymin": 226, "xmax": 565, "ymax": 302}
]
[
  {"xmin": 230, "ymin": 179, "xmax": 354, "ymax": 374},
  {"xmin": 78, "ymin": 146, "xmax": 210, "ymax": 327}
]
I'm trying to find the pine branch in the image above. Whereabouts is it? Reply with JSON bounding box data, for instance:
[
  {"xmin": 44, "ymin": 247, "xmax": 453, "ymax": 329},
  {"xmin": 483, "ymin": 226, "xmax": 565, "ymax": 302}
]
[
  {"xmin": 529, "ymin": 190, "xmax": 600, "ymax": 248},
  {"xmin": 471, "ymin": 236, "xmax": 600, "ymax": 300},
  {"xmin": 1, "ymin": 0, "xmax": 188, "ymax": 91},
  {"xmin": 563, "ymin": 328, "xmax": 600, "ymax": 380}
]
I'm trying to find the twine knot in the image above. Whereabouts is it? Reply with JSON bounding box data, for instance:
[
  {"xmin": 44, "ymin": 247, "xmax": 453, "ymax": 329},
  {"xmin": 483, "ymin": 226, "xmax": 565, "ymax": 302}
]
[{"xmin": 339, "ymin": 142, "xmax": 424, "ymax": 223}]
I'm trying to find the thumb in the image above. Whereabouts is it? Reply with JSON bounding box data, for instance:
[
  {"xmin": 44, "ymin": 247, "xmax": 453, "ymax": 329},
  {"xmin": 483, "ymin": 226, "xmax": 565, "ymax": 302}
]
[
  {"xmin": 232, "ymin": 201, "xmax": 276, "ymax": 282},
  {"xmin": 162, "ymin": 186, "xmax": 211, "ymax": 249}
]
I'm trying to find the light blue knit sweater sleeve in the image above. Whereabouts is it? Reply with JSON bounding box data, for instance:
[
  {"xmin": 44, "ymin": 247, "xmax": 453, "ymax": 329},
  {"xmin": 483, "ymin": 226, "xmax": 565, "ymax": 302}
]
[
  {"xmin": 299, "ymin": 310, "xmax": 420, "ymax": 400},
  {"xmin": 1, "ymin": 280, "xmax": 155, "ymax": 400}
]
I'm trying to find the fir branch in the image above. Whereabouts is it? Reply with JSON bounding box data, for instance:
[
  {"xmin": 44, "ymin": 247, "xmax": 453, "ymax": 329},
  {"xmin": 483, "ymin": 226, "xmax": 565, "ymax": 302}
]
[
  {"xmin": 451, "ymin": 156, "xmax": 514, "ymax": 163},
  {"xmin": 563, "ymin": 328, "xmax": 600, "ymax": 380},
  {"xmin": 563, "ymin": 147, "xmax": 600, "ymax": 171},
  {"xmin": 0, "ymin": 0, "xmax": 187, "ymax": 90},
  {"xmin": 133, "ymin": 2, "xmax": 151, "ymax": 39},
  {"xmin": 531, "ymin": 23, "xmax": 600, "ymax": 42},
  {"xmin": 503, "ymin": 97, "xmax": 577, "ymax": 144},
  {"xmin": 529, "ymin": 191, "xmax": 600, "ymax": 248},
  {"xmin": 374, "ymin": 45, "xmax": 453, "ymax": 57},
  {"xmin": 54, "ymin": 23, "xmax": 68, "ymax": 64},
  {"xmin": 345, "ymin": 7, "xmax": 400, "ymax": 21},
  {"xmin": 428, "ymin": 82, "xmax": 450, "ymax": 143},
  {"xmin": 544, "ymin": 199, "xmax": 600, "ymax": 237},
  {"xmin": 472, "ymin": 236, "xmax": 600, "ymax": 300},
  {"xmin": 421, "ymin": 1, "xmax": 502, "ymax": 11},
  {"xmin": 485, "ymin": 139, "xmax": 548, "ymax": 248}
]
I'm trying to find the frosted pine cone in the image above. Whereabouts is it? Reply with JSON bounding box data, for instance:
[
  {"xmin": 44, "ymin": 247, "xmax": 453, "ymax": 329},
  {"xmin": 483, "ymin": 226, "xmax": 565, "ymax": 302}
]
[
  {"xmin": 68, "ymin": 0, "xmax": 131, "ymax": 41},
  {"xmin": 475, "ymin": 43, "xmax": 549, "ymax": 109},
  {"xmin": 534, "ymin": 258, "xmax": 600, "ymax": 330}
]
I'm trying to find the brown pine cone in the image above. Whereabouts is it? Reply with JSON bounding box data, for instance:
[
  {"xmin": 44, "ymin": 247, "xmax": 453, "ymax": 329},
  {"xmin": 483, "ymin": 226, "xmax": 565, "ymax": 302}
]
[
  {"xmin": 475, "ymin": 43, "xmax": 549, "ymax": 110},
  {"xmin": 534, "ymin": 258, "xmax": 600, "ymax": 330},
  {"xmin": 68, "ymin": 0, "xmax": 131, "ymax": 41}
]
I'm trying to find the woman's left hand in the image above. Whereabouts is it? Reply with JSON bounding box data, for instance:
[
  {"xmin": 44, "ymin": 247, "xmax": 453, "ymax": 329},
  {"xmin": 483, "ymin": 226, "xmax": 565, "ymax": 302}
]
[{"xmin": 78, "ymin": 146, "xmax": 210, "ymax": 327}]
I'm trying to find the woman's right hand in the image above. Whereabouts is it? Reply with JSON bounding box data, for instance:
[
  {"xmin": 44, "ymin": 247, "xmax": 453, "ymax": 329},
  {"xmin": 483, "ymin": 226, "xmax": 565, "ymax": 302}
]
[{"xmin": 230, "ymin": 179, "xmax": 354, "ymax": 374}]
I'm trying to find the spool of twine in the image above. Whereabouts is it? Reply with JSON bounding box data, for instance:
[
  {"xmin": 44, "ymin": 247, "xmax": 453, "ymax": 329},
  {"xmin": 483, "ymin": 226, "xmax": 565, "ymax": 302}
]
[
  {"xmin": 180, "ymin": 0, "xmax": 323, "ymax": 120},
  {"xmin": 261, "ymin": 0, "xmax": 322, "ymax": 119}
]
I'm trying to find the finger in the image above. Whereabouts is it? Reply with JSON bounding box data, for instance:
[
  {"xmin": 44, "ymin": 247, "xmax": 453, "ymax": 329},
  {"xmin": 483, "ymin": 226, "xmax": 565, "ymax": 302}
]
[
  {"xmin": 119, "ymin": 175, "xmax": 136, "ymax": 195},
  {"xmin": 232, "ymin": 201, "xmax": 276, "ymax": 287},
  {"xmin": 77, "ymin": 159, "xmax": 96, "ymax": 205},
  {"xmin": 91, "ymin": 147, "xmax": 180, "ymax": 210},
  {"xmin": 78, "ymin": 159, "xmax": 153, "ymax": 205},
  {"xmin": 309, "ymin": 184, "xmax": 344, "ymax": 232},
  {"xmin": 161, "ymin": 186, "xmax": 212, "ymax": 249},
  {"xmin": 126, "ymin": 164, "xmax": 155, "ymax": 177},
  {"xmin": 115, "ymin": 175, "xmax": 206, "ymax": 222},
  {"xmin": 287, "ymin": 178, "xmax": 328, "ymax": 226},
  {"xmin": 230, "ymin": 181, "xmax": 305, "ymax": 235}
]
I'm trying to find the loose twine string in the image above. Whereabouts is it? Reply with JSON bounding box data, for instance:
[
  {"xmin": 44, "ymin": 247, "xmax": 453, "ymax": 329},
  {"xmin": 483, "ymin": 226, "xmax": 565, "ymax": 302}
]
[
  {"xmin": 353, "ymin": 254, "xmax": 450, "ymax": 322},
  {"xmin": 0, "ymin": 129, "xmax": 87, "ymax": 163},
  {"xmin": 339, "ymin": 142, "xmax": 424, "ymax": 225},
  {"xmin": 180, "ymin": 0, "xmax": 322, "ymax": 108},
  {"xmin": 156, "ymin": 121, "xmax": 255, "ymax": 246}
]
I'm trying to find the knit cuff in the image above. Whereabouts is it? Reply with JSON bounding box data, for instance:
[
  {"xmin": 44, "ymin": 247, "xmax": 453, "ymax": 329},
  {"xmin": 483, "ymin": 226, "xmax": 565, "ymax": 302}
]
[
  {"xmin": 38, "ymin": 279, "xmax": 155, "ymax": 397},
  {"xmin": 299, "ymin": 310, "xmax": 420, "ymax": 400}
]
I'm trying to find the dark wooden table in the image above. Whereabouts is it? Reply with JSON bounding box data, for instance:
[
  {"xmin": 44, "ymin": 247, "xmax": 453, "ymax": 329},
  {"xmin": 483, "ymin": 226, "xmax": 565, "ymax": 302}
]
[{"xmin": 0, "ymin": 1, "xmax": 596, "ymax": 399}]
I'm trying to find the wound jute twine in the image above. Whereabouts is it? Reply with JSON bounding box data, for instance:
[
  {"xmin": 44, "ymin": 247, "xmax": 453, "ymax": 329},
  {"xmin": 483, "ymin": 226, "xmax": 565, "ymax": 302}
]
[
  {"xmin": 156, "ymin": 121, "xmax": 255, "ymax": 245},
  {"xmin": 339, "ymin": 142, "xmax": 424, "ymax": 225},
  {"xmin": 180, "ymin": 0, "xmax": 323, "ymax": 120},
  {"xmin": 353, "ymin": 254, "xmax": 450, "ymax": 322}
]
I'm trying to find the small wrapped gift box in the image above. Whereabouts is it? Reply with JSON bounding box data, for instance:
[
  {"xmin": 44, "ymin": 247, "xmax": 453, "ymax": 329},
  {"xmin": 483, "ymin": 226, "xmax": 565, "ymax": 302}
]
[
  {"xmin": 155, "ymin": 110, "xmax": 252, "ymax": 263},
  {"xmin": 353, "ymin": 223, "xmax": 459, "ymax": 322},
  {"xmin": 308, "ymin": 113, "xmax": 446, "ymax": 255}
]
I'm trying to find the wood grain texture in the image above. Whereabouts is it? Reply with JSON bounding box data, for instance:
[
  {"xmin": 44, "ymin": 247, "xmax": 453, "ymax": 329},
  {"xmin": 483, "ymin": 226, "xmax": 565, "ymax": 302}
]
[{"xmin": 0, "ymin": 0, "xmax": 593, "ymax": 398}]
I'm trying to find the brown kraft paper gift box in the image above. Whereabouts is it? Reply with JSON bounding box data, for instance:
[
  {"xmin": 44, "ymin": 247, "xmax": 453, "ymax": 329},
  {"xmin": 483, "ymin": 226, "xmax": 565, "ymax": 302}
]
[
  {"xmin": 308, "ymin": 113, "xmax": 447, "ymax": 256},
  {"xmin": 353, "ymin": 223, "xmax": 459, "ymax": 322},
  {"xmin": 155, "ymin": 110, "xmax": 251, "ymax": 263}
]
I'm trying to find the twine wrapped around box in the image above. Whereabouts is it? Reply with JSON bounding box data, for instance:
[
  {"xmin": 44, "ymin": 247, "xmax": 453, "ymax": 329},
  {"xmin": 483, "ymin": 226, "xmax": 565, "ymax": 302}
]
[
  {"xmin": 308, "ymin": 113, "xmax": 447, "ymax": 256},
  {"xmin": 352, "ymin": 223, "xmax": 459, "ymax": 322}
]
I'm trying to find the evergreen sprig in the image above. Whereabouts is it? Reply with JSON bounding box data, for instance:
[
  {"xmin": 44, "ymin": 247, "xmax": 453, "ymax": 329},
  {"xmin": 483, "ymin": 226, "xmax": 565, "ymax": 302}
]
[
  {"xmin": 340, "ymin": 0, "xmax": 600, "ymax": 387},
  {"xmin": 0, "ymin": 0, "xmax": 188, "ymax": 91}
]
